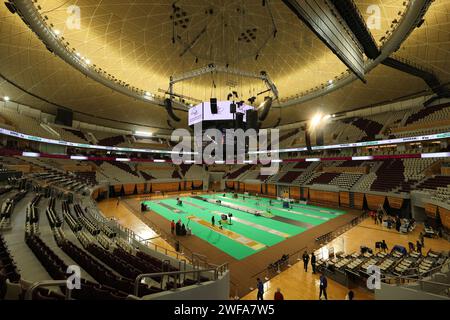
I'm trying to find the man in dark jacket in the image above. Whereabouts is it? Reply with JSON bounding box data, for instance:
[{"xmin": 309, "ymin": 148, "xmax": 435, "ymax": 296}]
[
  {"xmin": 319, "ymin": 273, "xmax": 328, "ymax": 300},
  {"xmin": 311, "ymin": 252, "xmax": 317, "ymax": 274},
  {"xmin": 256, "ymin": 278, "xmax": 264, "ymax": 300},
  {"xmin": 302, "ymin": 251, "xmax": 310, "ymax": 272}
]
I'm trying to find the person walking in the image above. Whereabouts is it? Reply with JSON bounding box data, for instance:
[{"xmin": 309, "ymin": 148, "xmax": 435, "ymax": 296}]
[
  {"xmin": 274, "ymin": 288, "xmax": 284, "ymax": 300},
  {"xmin": 256, "ymin": 278, "xmax": 264, "ymax": 301},
  {"xmin": 311, "ymin": 252, "xmax": 317, "ymax": 274},
  {"xmin": 211, "ymin": 215, "xmax": 215, "ymax": 227},
  {"xmin": 302, "ymin": 251, "xmax": 310, "ymax": 272},
  {"xmin": 319, "ymin": 273, "xmax": 328, "ymax": 300}
]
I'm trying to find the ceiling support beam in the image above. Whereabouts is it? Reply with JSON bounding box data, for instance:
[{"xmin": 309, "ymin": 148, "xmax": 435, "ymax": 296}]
[
  {"xmin": 382, "ymin": 57, "xmax": 450, "ymax": 105},
  {"xmin": 330, "ymin": 0, "xmax": 380, "ymax": 60},
  {"xmin": 282, "ymin": 0, "xmax": 366, "ymax": 81}
]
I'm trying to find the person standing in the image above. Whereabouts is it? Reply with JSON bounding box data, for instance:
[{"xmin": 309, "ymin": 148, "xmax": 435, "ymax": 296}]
[
  {"xmin": 345, "ymin": 290, "xmax": 354, "ymax": 300},
  {"xmin": 381, "ymin": 240, "xmax": 388, "ymax": 253},
  {"xmin": 416, "ymin": 240, "xmax": 423, "ymax": 255},
  {"xmin": 302, "ymin": 251, "xmax": 310, "ymax": 272},
  {"xmin": 256, "ymin": 278, "xmax": 264, "ymax": 301},
  {"xmin": 274, "ymin": 288, "xmax": 284, "ymax": 300},
  {"xmin": 419, "ymin": 232, "xmax": 425, "ymax": 248},
  {"xmin": 211, "ymin": 216, "xmax": 215, "ymax": 227},
  {"xmin": 311, "ymin": 252, "xmax": 317, "ymax": 274},
  {"xmin": 319, "ymin": 273, "xmax": 328, "ymax": 300},
  {"xmin": 170, "ymin": 220, "xmax": 175, "ymax": 235}
]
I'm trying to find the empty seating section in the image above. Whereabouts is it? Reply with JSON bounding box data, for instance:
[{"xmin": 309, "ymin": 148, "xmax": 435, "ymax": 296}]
[
  {"xmin": 403, "ymin": 158, "xmax": 434, "ymax": 181},
  {"xmin": 278, "ymin": 171, "xmax": 303, "ymax": 184},
  {"xmin": 98, "ymin": 162, "xmax": 144, "ymax": 183},
  {"xmin": 225, "ymin": 165, "xmax": 253, "ymax": 180},
  {"xmin": 49, "ymin": 126, "xmax": 88, "ymax": 143},
  {"xmin": 0, "ymin": 234, "xmax": 21, "ymax": 283},
  {"xmin": 75, "ymin": 171, "xmax": 97, "ymax": 186},
  {"xmin": 0, "ymin": 108, "xmax": 56, "ymax": 139},
  {"xmin": 369, "ymin": 160, "xmax": 407, "ymax": 192},
  {"xmin": 184, "ymin": 165, "xmax": 204, "ymax": 180},
  {"xmin": 306, "ymin": 172, "xmax": 340, "ymax": 185},
  {"xmin": 140, "ymin": 163, "xmax": 180, "ymax": 181},
  {"xmin": 405, "ymin": 103, "xmax": 450, "ymax": 125},
  {"xmin": 417, "ymin": 176, "xmax": 450, "ymax": 192},
  {"xmin": 329, "ymin": 173, "xmax": 362, "ymax": 190},
  {"xmin": 140, "ymin": 170, "xmax": 155, "ymax": 180},
  {"xmin": 97, "ymin": 134, "xmax": 125, "ymax": 146},
  {"xmin": 0, "ymin": 190, "xmax": 27, "ymax": 230},
  {"xmin": 346, "ymin": 117, "xmax": 383, "ymax": 141}
]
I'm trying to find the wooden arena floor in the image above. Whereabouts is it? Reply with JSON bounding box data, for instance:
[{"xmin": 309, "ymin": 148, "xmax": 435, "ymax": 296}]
[
  {"xmin": 97, "ymin": 196, "xmax": 450, "ymax": 300},
  {"xmin": 242, "ymin": 218, "xmax": 450, "ymax": 300}
]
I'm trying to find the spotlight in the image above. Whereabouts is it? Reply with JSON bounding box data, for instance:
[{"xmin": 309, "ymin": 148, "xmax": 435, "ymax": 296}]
[
  {"xmin": 53, "ymin": 29, "xmax": 61, "ymax": 36},
  {"xmin": 310, "ymin": 113, "xmax": 323, "ymax": 128},
  {"xmin": 3, "ymin": 96, "xmax": 10, "ymax": 101}
]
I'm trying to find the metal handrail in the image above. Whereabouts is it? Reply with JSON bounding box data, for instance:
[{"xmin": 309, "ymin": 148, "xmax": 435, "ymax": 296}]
[
  {"xmin": 84, "ymin": 196, "xmax": 191, "ymax": 262},
  {"xmin": 25, "ymin": 280, "xmax": 72, "ymax": 300},
  {"xmin": 133, "ymin": 263, "xmax": 228, "ymax": 297}
]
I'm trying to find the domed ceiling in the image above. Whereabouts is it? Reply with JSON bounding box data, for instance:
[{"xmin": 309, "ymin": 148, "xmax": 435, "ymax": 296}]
[{"xmin": 0, "ymin": 0, "xmax": 449, "ymax": 131}]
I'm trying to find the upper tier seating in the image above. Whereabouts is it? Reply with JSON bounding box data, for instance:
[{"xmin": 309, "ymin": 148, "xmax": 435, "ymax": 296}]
[
  {"xmin": 347, "ymin": 117, "xmax": 384, "ymax": 141},
  {"xmin": 49, "ymin": 126, "xmax": 88, "ymax": 144},
  {"xmin": 225, "ymin": 165, "xmax": 253, "ymax": 180},
  {"xmin": 0, "ymin": 108, "xmax": 56, "ymax": 139},
  {"xmin": 405, "ymin": 103, "xmax": 450, "ymax": 125}
]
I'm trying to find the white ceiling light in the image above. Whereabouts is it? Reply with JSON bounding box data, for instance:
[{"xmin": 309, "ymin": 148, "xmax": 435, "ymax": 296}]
[
  {"xmin": 3, "ymin": 96, "xmax": 10, "ymax": 101},
  {"xmin": 310, "ymin": 113, "xmax": 323, "ymax": 128},
  {"xmin": 135, "ymin": 131, "xmax": 153, "ymax": 137},
  {"xmin": 53, "ymin": 29, "xmax": 61, "ymax": 36}
]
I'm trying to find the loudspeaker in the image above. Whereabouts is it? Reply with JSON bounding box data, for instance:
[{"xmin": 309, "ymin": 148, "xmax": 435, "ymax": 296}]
[
  {"xmin": 258, "ymin": 96, "xmax": 273, "ymax": 121},
  {"xmin": 246, "ymin": 110, "xmax": 258, "ymax": 130},
  {"xmin": 55, "ymin": 108, "xmax": 73, "ymax": 127},
  {"xmin": 305, "ymin": 128, "xmax": 312, "ymax": 152},
  {"xmin": 316, "ymin": 127, "xmax": 324, "ymax": 146},
  {"xmin": 164, "ymin": 98, "xmax": 181, "ymax": 122},
  {"xmin": 210, "ymin": 98, "xmax": 218, "ymax": 114},
  {"xmin": 235, "ymin": 113, "xmax": 244, "ymax": 130},
  {"xmin": 230, "ymin": 103, "xmax": 236, "ymax": 114}
]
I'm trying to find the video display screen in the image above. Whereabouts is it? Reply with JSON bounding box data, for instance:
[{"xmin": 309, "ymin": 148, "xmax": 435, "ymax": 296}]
[{"xmin": 188, "ymin": 101, "xmax": 254, "ymax": 126}]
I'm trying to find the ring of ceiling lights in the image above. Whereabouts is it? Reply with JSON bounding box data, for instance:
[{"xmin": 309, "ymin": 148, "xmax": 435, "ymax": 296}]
[{"xmin": 11, "ymin": 0, "xmax": 432, "ymax": 110}]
